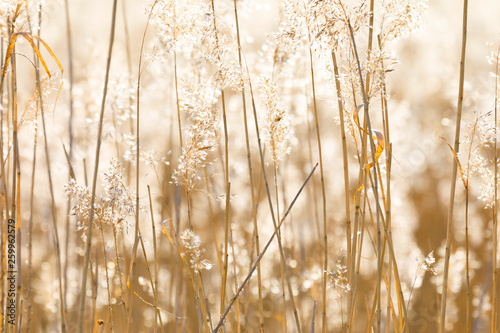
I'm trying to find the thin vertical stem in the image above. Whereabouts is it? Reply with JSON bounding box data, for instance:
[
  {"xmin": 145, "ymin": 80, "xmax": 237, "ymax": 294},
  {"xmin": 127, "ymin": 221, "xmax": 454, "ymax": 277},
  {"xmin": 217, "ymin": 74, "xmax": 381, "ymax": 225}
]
[
  {"xmin": 208, "ymin": 0, "xmax": 231, "ymax": 317},
  {"xmin": 492, "ymin": 42, "xmax": 499, "ymax": 333},
  {"xmin": 78, "ymin": 0, "xmax": 119, "ymax": 331},
  {"xmin": 246, "ymin": 54, "xmax": 301, "ymax": 333},
  {"xmin": 28, "ymin": 12, "xmax": 68, "ymax": 330},
  {"xmin": 63, "ymin": 0, "xmax": 74, "ymax": 157},
  {"xmin": 342, "ymin": 11, "xmax": 383, "ymax": 331},
  {"xmin": 232, "ymin": 0, "xmax": 263, "ymax": 328},
  {"xmin": 127, "ymin": 1, "xmax": 157, "ymax": 331},
  {"xmin": 274, "ymin": 166, "xmax": 287, "ymax": 331},
  {"xmin": 98, "ymin": 224, "xmax": 114, "ymax": 331},
  {"xmin": 9, "ymin": 18, "xmax": 21, "ymax": 331},
  {"xmin": 174, "ymin": 50, "xmax": 182, "ymax": 148},
  {"xmin": 147, "ymin": 186, "xmax": 160, "ymax": 333},
  {"xmin": 439, "ymin": 1, "xmax": 468, "ymax": 331},
  {"xmin": 26, "ymin": 111, "xmax": 37, "ymax": 333},
  {"xmin": 331, "ymin": 51, "xmax": 351, "ymax": 329},
  {"xmin": 378, "ymin": 33, "xmax": 395, "ymax": 330},
  {"xmin": 364, "ymin": 3, "xmax": 381, "ymax": 329},
  {"xmin": 63, "ymin": 0, "xmax": 75, "ymax": 310},
  {"xmin": 465, "ymin": 188, "xmax": 470, "ymax": 333},
  {"xmin": 306, "ymin": 34, "xmax": 327, "ymax": 333}
]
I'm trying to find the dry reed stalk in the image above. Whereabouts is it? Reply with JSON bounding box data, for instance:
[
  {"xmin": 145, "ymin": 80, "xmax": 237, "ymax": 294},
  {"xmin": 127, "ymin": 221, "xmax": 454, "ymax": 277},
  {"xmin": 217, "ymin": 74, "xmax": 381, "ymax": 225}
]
[
  {"xmin": 377, "ymin": 34, "xmax": 395, "ymax": 331},
  {"xmin": 171, "ymin": 3, "xmax": 183, "ymax": 149},
  {"xmin": 98, "ymin": 222, "xmax": 114, "ymax": 331},
  {"xmin": 127, "ymin": 233, "xmax": 140, "ymax": 332},
  {"xmin": 331, "ymin": 51, "xmax": 351, "ymax": 329},
  {"xmin": 273, "ymin": 165, "xmax": 288, "ymax": 331},
  {"xmin": 364, "ymin": 188, "xmax": 407, "ymax": 332},
  {"xmin": 349, "ymin": 154, "xmax": 369, "ymax": 333},
  {"xmin": 63, "ymin": 0, "xmax": 74, "ymax": 162},
  {"xmin": 228, "ymin": 218, "xmax": 241, "ymax": 333},
  {"xmin": 307, "ymin": 114, "xmax": 322, "ymax": 245},
  {"xmin": 9, "ymin": 20, "xmax": 19, "ymax": 331},
  {"xmin": 459, "ymin": 114, "xmax": 484, "ymax": 333},
  {"xmin": 232, "ymin": 0, "xmax": 264, "ymax": 328},
  {"xmin": 258, "ymin": 73, "xmax": 302, "ymax": 332},
  {"xmin": 62, "ymin": 0, "xmax": 75, "ymax": 310},
  {"xmin": 207, "ymin": 0, "xmax": 232, "ymax": 320},
  {"xmin": 137, "ymin": 233, "xmax": 165, "ymax": 332},
  {"xmin": 303, "ymin": 82, "xmax": 322, "ymax": 269},
  {"xmin": 90, "ymin": 250, "xmax": 98, "ymax": 332},
  {"xmin": 360, "ymin": 123, "xmax": 406, "ymax": 332},
  {"xmin": 348, "ymin": 83, "xmax": 369, "ymax": 333},
  {"xmin": 363, "ymin": 2, "xmax": 382, "ymax": 326},
  {"xmin": 128, "ymin": 1, "xmax": 157, "ymax": 331},
  {"xmin": 260, "ymin": 73, "xmax": 289, "ymax": 329},
  {"xmin": 78, "ymin": 0, "xmax": 118, "ymax": 331},
  {"xmin": 221, "ymin": 180, "xmax": 231, "ymax": 320},
  {"xmin": 344, "ymin": 9, "xmax": 390, "ymax": 331},
  {"xmin": 83, "ymin": 158, "xmax": 88, "ymax": 186},
  {"xmin": 110, "ymin": 216, "xmax": 128, "ymax": 320},
  {"xmin": 14, "ymin": 133, "xmax": 21, "ymax": 331},
  {"xmin": 310, "ymin": 300, "xmax": 317, "ymax": 333},
  {"xmin": 173, "ymin": 48, "xmax": 182, "ymax": 150},
  {"xmin": 439, "ymin": 1, "xmax": 469, "ymax": 332},
  {"xmin": 305, "ymin": 21, "xmax": 327, "ymax": 333},
  {"xmin": 160, "ymin": 221, "xmax": 212, "ymax": 332},
  {"xmin": 24, "ymin": 2, "xmax": 42, "ymax": 332},
  {"xmin": 186, "ymin": 187, "xmax": 208, "ymax": 326},
  {"xmin": 364, "ymin": 0, "xmax": 375, "ymax": 100},
  {"xmin": 200, "ymin": 274, "xmax": 215, "ymax": 332},
  {"xmin": 121, "ymin": 0, "xmax": 133, "ymax": 78},
  {"xmin": 246, "ymin": 62, "xmax": 302, "ymax": 332},
  {"xmin": 203, "ymin": 167, "xmax": 222, "ymax": 270},
  {"xmin": 147, "ymin": 186, "xmax": 160, "ymax": 332},
  {"xmin": 343, "ymin": 44, "xmax": 368, "ymax": 333},
  {"xmin": 121, "ymin": 0, "xmax": 135, "ymax": 185},
  {"xmin": 28, "ymin": 26, "xmax": 68, "ymax": 333},
  {"xmin": 26, "ymin": 98, "xmax": 37, "ymax": 333},
  {"xmin": 465, "ymin": 188, "xmax": 471, "ymax": 333}
]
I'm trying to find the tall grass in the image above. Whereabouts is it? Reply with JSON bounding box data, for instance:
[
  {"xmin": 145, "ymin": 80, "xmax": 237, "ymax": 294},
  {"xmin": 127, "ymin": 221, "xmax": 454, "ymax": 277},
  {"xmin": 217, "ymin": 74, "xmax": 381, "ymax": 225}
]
[
  {"xmin": 0, "ymin": 0, "xmax": 499, "ymax": 332},
  {"xmin": 439, "ymin": 0, "xmax": 469, "ymax": 332}
]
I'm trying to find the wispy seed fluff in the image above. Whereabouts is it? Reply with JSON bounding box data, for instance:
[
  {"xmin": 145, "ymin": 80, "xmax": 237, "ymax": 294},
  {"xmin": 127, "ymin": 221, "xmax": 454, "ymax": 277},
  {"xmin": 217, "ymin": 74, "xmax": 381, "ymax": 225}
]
[
  {"xmin": 380, "ymin": 0, "xmax": 428, "ymax": 44},
  {"xmin": 259, "ymin": 77, "xmax": 291, "ymax": 167},
  {"xmin": 173, "ymin": 80, "xmax": 219, "ymax": 188},
  {"xmin": 180, "ymin": 229, "xmax": 213, "ymax": 273},
  {"xmin": 328, "ymin": 255, "xmax": 350, "ymax": 301},
  {"xmin": 460, "ymin": 112, "xmax": 496, "ymax": 207},
  {"xmin": 65, "ymin": 159, "xmax": 136, "ymax": 239}
]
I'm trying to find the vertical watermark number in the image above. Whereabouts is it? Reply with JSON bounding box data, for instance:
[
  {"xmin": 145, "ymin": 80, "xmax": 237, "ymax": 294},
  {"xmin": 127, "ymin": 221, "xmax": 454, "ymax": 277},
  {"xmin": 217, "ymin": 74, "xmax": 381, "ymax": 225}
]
[{"xmin": 6, "ymin": 218, "xmax": 17, "ymax": 325}]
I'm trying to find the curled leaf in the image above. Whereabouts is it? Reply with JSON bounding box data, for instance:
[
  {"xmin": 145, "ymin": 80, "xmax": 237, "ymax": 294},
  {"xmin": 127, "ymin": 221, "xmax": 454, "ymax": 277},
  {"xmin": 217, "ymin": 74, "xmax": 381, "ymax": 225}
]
[
  {"xmin": 366, "ymin": 129, "xmax": 385, "ymax": 171},
  {"xmin": 2, "ymin": 32, "xmax": 63, "ymax": 80},
  {"xmin": 352, "ymin": 104, "xmax": 364, "ymax": 129}
]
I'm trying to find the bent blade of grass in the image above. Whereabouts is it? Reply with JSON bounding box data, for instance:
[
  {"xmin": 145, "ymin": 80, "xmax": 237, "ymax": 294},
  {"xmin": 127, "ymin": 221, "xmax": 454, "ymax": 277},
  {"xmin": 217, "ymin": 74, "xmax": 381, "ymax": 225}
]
[
  {"xmin": 1, "ymin": 32, "xmax": 62, "ymax": 85},
  {"xmin": 213, "ymin": 163, "xmax": 318, "ymax": 333}
]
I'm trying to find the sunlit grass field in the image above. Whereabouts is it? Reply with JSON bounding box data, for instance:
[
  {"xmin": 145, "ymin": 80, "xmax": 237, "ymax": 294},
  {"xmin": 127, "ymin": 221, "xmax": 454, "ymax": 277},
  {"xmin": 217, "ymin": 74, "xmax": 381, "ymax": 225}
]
[{"xmin": 0, "ymin": 0, "xmax": 499, "ymax": 332}]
